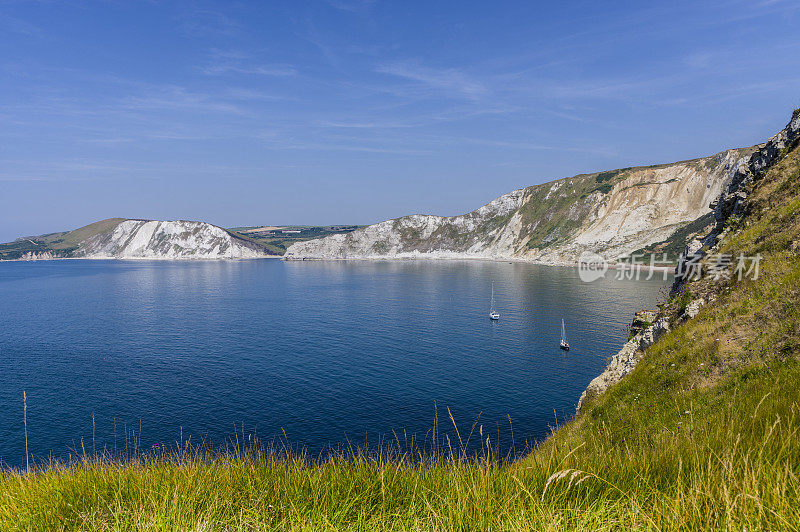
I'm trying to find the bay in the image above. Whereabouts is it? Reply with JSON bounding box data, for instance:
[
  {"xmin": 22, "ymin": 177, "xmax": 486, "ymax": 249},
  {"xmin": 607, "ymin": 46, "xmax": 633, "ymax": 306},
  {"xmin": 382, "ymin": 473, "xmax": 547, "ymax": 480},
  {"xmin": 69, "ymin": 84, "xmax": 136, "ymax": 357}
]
[{"xmin": 0, "ymin": 259, "xmax": 669, "ymax": 466}]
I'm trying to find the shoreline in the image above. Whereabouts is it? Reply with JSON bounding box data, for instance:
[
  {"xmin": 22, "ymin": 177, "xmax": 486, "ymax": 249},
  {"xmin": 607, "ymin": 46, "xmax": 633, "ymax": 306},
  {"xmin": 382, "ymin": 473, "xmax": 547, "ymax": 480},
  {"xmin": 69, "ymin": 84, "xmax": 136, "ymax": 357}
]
[
  {"xmin": 2, "ymin": 253, "xmax": 675, "ymax": 272},
  {"xmin": 283, "ymin": 254, "xmax": 676, "ymax": 273},
  {"xmin": 0, "ymin": 255, "xmax": 282, "ymax": 263}
]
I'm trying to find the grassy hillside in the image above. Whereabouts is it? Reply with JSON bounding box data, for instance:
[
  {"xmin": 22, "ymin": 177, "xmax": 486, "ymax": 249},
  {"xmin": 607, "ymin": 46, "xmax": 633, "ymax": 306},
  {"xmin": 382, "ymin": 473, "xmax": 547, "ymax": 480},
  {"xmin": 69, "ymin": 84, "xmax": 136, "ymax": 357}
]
[
  {"xmin": 1, "ymin": 144, "xmax": 798, "ymax": 528},
  {"xmin": 517, "ymin": 138, "xmax": 800, "ymax": 528},
  {"xmin": 228, "ymin": 225, "xmax": 362, "ymax": 255},
  {"xmin": 0, "ymin": 218, "xmax": 126, "ymax": 260}
]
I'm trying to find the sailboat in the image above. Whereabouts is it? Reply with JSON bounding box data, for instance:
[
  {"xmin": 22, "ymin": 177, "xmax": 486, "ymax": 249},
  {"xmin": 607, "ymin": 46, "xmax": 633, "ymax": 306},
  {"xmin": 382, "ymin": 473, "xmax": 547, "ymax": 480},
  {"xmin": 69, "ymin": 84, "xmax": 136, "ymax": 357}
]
[
  {"xmin": 560, "ymin": 319, "xmax": 570, "ymax": 350},
  {"xmin": 489, "ymin": 282, "xmax": 500, "ymax": 320}
]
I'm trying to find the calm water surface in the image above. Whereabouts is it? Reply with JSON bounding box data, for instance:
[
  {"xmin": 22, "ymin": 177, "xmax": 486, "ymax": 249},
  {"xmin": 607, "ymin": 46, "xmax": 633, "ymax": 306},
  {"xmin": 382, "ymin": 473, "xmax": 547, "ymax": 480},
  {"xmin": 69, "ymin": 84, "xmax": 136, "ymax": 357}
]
[{"xmin": 0, "ymin": 259, "xmax": 669, "ymax": 466}]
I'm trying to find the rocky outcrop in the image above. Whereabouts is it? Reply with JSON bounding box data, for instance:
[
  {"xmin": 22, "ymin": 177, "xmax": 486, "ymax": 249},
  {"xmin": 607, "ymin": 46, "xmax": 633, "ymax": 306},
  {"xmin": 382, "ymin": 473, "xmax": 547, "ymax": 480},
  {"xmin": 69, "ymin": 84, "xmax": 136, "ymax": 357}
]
[
  {"xmin": 714, "ymin": 110, "xmax": 800, "ymax": 228},
  {"xmin": 673, "ymin": 111, "xmax": 800, "ymax": 294},
  {"xmin": 16, "ymin": 251, "xmax": 58, "ymax": 261},
  {"xmin": 74, "ymin": 220, "xmax": 271, "ymax": 259},
  {"xmin": 576, "ymin": 316, "xmax": 671, "ymax": 413},
  {"xmin": 286, "ymin": 147, "xmax": 751, "ymax": 263},
  {"xmin": 575, "ymin": 295, "xmax": 714, "ymax": 413},
  {"xmin": 629, "ymin": 309, "xmax": 658, "ymax": 336}
]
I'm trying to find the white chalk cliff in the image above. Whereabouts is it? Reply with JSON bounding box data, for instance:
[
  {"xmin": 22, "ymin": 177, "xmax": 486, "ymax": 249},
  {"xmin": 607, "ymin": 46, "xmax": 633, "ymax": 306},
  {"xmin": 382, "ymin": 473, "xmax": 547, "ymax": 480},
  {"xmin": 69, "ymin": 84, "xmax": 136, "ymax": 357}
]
[
  {"xmin": 285, "ymin": 148, "xmax": 752, "ymax": 263},
  {"xmin": 73, "ymin": 220, "xmax": 271, "ymax": 259}
]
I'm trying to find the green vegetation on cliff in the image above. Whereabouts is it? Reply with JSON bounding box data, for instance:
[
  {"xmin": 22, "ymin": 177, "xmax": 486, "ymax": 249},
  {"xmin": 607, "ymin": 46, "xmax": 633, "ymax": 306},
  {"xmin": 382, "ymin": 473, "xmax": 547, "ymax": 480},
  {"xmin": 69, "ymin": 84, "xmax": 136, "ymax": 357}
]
[
  {"xmin": 0, "ymin": 218, "xmax": 126, "ymax": 260},
  {"xmin": 227, "ymin": 225, "xmax": 362, "ymax": 255},
  {"xmin": 626, "ymin": 212, "xmax": 716, "ymax": 262}
]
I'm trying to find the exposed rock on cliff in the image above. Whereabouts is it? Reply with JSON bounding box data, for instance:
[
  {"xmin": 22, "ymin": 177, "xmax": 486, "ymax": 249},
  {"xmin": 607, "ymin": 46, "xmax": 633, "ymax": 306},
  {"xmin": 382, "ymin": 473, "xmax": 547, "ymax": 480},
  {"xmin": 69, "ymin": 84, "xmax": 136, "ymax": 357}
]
[
  {"xmin": 714, "ymin": 110, "xmax": 800, "ymax": 227},
  {"xmin": 1, "ymin": 219, "xmax": 274, "ymax": 260},
  {"xmin": 74, "ymin": 219, "xmax": 270, "ymax": 259},
  {"xmin": 16, "ymin": 251, "xmax": 57, "ymax": 261},
  {"xmin": 285, "ymin": 147, "xmax": 753, "ymax": 263},
  {"xmin": 576, "ymin": 316, "xmax": 671, "ymax": 413},
  {"xmin": 672, "ymin": 110, "xmax": 800, "ymax": 294}
]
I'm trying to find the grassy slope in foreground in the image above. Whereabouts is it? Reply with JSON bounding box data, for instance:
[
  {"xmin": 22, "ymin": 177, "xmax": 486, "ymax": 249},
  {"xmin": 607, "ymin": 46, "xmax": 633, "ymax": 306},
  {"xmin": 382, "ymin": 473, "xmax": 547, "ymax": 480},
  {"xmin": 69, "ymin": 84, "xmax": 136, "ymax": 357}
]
[{"xmin": 1, "ymin": 147, "xmax": 799, "ymax": 529}]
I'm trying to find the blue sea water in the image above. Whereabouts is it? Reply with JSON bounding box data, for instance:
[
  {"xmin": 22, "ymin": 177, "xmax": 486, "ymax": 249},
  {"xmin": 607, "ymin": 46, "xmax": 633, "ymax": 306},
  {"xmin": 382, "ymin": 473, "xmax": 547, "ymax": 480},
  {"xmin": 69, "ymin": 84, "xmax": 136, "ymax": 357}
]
[{"xmin": 0, "ymin": 259, "xmax": 669, "ymax": 466}]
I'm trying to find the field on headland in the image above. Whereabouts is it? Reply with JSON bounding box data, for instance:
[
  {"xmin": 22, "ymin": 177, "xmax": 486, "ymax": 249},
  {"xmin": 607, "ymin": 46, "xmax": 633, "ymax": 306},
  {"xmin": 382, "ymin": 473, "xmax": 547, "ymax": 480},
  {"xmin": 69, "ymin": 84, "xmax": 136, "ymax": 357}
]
[{"xmin": 227, "ymin": 225, "xmax": 362, "ymax": 255}]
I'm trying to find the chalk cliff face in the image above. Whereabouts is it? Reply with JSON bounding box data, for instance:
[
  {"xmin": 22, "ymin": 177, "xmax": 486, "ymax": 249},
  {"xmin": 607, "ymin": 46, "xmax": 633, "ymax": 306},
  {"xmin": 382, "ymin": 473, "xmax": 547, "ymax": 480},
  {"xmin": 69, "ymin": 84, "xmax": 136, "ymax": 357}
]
[
  {"xmin": 285, "ymin": 148, "xmax": 752, "ymax": 263},
  {"xmin": 73, "ymin": 220, "xmax": 271, "ymax": 259},
  {"xmin": 1, "ymin": 219, "xmax": 274, "ymax": 260}
]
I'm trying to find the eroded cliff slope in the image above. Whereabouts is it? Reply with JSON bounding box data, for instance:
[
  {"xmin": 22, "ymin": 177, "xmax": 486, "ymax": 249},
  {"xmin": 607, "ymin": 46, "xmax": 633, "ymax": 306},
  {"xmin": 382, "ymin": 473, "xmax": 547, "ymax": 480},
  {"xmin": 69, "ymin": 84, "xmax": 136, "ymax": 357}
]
[{"xmin": 285, "ymin": 147, "xmax": 753, "ymax": 263}]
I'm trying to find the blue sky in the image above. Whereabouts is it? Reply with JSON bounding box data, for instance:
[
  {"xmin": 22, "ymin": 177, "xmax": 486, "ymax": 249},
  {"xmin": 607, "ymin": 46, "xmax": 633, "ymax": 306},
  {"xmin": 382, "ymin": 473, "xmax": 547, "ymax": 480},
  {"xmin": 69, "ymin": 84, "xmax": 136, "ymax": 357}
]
[{"xmin": 1, "ymin": 0, "xmax": 799, "ymax": 241}]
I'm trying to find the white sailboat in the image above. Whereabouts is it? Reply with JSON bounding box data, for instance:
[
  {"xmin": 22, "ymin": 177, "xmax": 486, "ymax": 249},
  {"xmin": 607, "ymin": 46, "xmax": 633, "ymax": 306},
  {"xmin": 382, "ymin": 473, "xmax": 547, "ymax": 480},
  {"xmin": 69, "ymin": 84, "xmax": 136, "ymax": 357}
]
[
  {"xmin": 489, "ymin": 282, "xmax": 500, "ymax": 320},
  {"xmin": 560, "ymin": 319, "xmax": 570, "ymax": 350}
]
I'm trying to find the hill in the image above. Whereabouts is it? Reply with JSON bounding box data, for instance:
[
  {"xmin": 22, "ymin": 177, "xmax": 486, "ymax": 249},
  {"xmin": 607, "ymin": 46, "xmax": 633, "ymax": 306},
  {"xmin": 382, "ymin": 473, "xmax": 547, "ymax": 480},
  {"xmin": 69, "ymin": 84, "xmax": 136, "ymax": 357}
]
[
  {"xmin": 285, "ymin": 147, "xmax": 755, "ymax": 263},
  {"xmin": 227, "ymin": 225, "xmax": 362, "ymax": 255}
]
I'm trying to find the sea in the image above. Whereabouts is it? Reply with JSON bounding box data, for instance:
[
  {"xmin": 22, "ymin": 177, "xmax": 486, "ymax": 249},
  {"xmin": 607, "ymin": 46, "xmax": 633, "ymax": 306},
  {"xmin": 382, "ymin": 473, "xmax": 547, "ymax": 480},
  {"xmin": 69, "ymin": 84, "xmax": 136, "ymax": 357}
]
[{"xmin": 0, "ymin": 258, "xmax": 670, "ymax": 466}]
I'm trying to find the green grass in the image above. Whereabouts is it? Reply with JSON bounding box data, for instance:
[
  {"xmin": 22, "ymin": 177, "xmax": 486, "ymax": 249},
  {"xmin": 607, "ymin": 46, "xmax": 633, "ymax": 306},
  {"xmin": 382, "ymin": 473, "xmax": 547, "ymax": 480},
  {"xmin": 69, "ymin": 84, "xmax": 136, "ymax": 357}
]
[
  {"xmin": 0, "ymin": 446, "xmax": 660, "ymax": 530},
  {"xmin": 227, "ymin": 225, "xmax": 362, "ymax": 256},
  {"xmin": 594, "ymin": 169, "xmax": 627, "ymax": 183},
  {"xmin": 626, "ymin": 212, "xmax": 717, "ymax": 263},
  {"xmin": 0, "ymin": 219, "xmax": 127, "ymax": 260},
  {"xmin": 1, "ymin": 146, "xmax": 799, "ymax": 529}
]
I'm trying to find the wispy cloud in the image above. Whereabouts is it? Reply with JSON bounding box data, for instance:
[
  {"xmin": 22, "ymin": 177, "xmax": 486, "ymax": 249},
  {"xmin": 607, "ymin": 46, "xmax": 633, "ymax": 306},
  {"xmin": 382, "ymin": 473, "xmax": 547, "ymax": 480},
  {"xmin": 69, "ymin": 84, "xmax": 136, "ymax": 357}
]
[
  {"xmin": 118, "ymin": 86, "xmax": 244, "ymax": 115},
  {"xmin": 203, "ymin": 63, "xmax": 297, "ymax": 76},
  {"xmin": 0, "ymin": 13, "xmax": 44, "ymax": 38},
  {"xmin": 201, "ymin": 49, "xmax": 297, "ymax": 77},
  {"xmin": 298, "ymin": 18, "xmax": 340, "ymax": 67},
  {"xmin": 375, "ymin": 61, "xmax": 488, "ymax": 100},
  {"xmin": 414, "ymin": 134, "xmax": 618, "ymax": 158},
  {"xmin": 313, "ymin": 120, "xmax": 417, "ymax": 129},
  {"xmin": 683, "ymin": 51, "xmax": 715, "ymax": 69},
  {"xmin": 177, "ymin": 8, "xmax": 240, "ymax": 37},
  {"xmin": 324, "ymin": 0, "xmax": 376, "ymax": 13},
  {"xmin": 0, "ymin": 158, "xmax": 282, "ymax": 182},
  {"xmin": 260, "ymin": 141, "xmax": 431, "ymax": 155}
]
